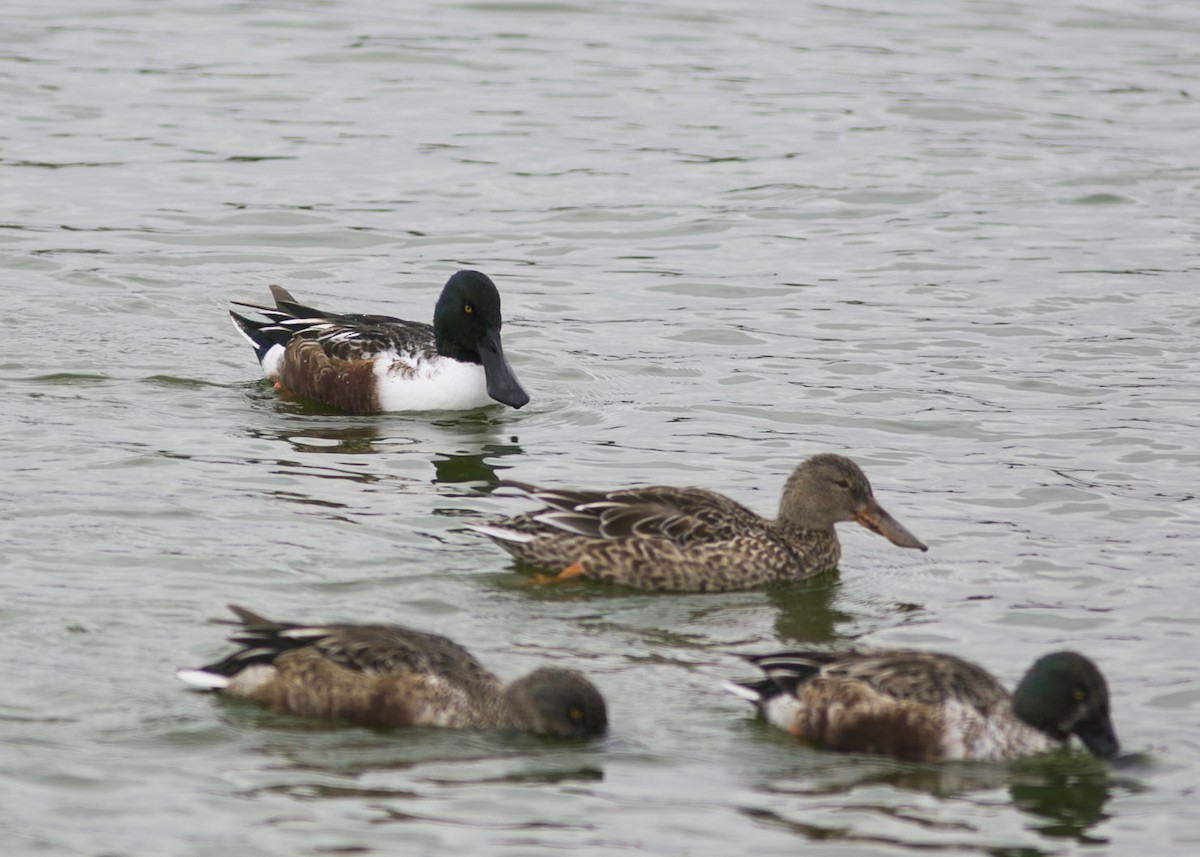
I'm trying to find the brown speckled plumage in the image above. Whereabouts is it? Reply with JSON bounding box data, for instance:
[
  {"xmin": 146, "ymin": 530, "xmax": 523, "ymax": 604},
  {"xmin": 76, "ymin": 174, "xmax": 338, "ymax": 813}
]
[
  {"xmin": 178, "ymin": 606, "xmax": 607, "ymax": 737},
  {"xmin": 470, "ymin": 454, "xmax": 927, "ymax": 592},
  {"xmin": 727, "ymin": 649, "xmax": 1119, "ymax": 762}
]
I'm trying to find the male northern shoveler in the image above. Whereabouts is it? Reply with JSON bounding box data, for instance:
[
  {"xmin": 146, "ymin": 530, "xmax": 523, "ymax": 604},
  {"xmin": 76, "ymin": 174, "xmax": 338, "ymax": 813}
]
[
  {"xmin": 229, "ymin": 270, "xmax": 530, "ymax": 413},
  {"xmin": 725, "ymin": 649, "xmax": 1119, "ymax": 762},
  {"xmin": 467, "ymin": 453, "xmax": 928, "ymax": 592},
  {"xmin": 177, "ymin": 605, "xmax": 607, "ymax": 737}
]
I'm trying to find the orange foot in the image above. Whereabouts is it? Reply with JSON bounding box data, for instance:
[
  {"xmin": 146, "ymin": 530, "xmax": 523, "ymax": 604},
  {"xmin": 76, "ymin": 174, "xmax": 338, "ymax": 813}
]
[{"xmin": 529, "ymin": 562, "xmax": 585, "ymax": 585}]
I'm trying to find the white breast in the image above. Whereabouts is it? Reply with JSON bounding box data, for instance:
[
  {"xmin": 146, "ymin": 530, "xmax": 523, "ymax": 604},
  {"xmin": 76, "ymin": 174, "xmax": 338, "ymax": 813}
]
[
  {"xmin": 374, "ymin": 356, "xmax": 495, "ymax": 412},
  {"xmin": 940, "ymin": 699, "xmax": 1059, "ymax": 761}
]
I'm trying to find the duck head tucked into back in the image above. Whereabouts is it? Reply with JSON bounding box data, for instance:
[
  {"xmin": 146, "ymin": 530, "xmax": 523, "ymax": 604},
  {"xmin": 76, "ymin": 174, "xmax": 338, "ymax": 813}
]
[
  {"xmin": 177, "ymin": 606, "xmax": 606, "ymax": 738},
  {"xmin": 726, "ymin": 647, "xmax": 1119, "ymax": 762},
  {"xmin": 501, "ymin": 666, "xmax": 610, "ymax": 739}
]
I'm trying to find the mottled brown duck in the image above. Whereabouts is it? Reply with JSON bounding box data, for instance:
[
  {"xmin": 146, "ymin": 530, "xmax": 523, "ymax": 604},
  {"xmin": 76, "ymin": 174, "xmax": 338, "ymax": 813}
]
[
  {"xmin": 177, "ymin": 606, "xmax": 607, "ymax": 737},
  {"xmin": 468, "ymin": 453, "xmax": 927, "ymax": 592}
]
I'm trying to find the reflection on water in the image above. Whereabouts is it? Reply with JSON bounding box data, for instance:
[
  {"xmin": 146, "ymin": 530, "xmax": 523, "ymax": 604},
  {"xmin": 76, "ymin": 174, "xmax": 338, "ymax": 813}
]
[
  {"xmin": 740, "ymin": 805, "xmax": 1015, "ymax": 854},
  {"xmin": 431, "ymin": 441, "xmax": 524, "ymax": 487},
  {"xmin": 1008, "ymin": 756, "xmax": 1116, "ymax": 845},
  {"xmin": 764, "ymin": 575, "xmax": 852, "ymax": 645},
  {"xmin": 241, "ymin": 423, "xmax": 525, "ymax": 497},
  {"xmin": 248, "ymin": 781, "xmax": 423, "ymax": 802},
  {"xmin": 740, "ymin": 748, "xmax": 1120, "ymax": 853},
  {"xmin": 248, "ymin": 424, "xmax": 384, "ymax": 456},
  {"xmin": 428, "ymin": 412, "xmax": 519, "ymax": 435},
  {"xmin": 209, "ymin": 705, "xmax": 610, "ymax": 830},
  {"xmin": 475, "ymin": 564, "xmax": 858, "ymax": 647},
  {"xmin": 212, "ymin": 696, "xmax": 609, "ymax": 785},
  {"xmin": 479, "ymin": 567, "xmax": 652, "ymax": 603}
]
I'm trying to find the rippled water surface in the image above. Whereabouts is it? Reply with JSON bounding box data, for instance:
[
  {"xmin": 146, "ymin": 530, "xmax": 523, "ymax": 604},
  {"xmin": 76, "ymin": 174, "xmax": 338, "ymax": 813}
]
[{"xmin": 3, "ymin": 1, "xmax": 1199, "ymax": 854}]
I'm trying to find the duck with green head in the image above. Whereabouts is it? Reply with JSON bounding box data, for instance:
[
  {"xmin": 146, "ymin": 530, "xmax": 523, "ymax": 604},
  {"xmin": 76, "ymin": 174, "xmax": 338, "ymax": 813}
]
[
  {"xmin": 229, "ymin": 270, "xmax": 529, "ymax": 412},
  {"xmin": 726, "ymin": 649, "xmax": 1119, "ymax": 762}
]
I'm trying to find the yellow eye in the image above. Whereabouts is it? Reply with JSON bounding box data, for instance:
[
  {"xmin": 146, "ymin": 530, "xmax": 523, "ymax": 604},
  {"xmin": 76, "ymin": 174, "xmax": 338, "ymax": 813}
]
[
  {"xmin": 568, "ymin": 707, "xmax": 583, "ymax": 720},
  {"xmin": 464, "ymin": 303, "xmax": 473, "ymax": 314},
  {"xmin": 1072, "ymin": 687, "xmax": 1086, "ymax": 702}
]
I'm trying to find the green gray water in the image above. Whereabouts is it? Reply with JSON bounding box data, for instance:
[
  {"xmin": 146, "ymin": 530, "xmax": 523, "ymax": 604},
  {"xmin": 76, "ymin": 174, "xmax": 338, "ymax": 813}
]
[{"xmin": 2, "ymin": 1, "xmax": 1198, "ymax": 854}]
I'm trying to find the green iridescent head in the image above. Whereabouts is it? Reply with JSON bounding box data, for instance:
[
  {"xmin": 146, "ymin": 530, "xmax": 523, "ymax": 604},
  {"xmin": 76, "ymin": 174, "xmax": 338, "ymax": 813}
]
[{"xmin": 1012, "ymin": 651, "xmax": 1119, "ymax": 758}]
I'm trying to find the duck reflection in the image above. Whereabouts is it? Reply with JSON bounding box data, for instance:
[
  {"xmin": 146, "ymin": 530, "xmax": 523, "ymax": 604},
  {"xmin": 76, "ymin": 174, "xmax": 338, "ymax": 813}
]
[
  {"xmin": 484, "ymin": 558, "xmax": 862, "ymax": 624},
  {"xmin": 432, "ymin": 441, "xmax": 524, "ymax": 487},
  {"xmin": 739, "ymin": 734, "xmax": 1121, "ymax": 849},
  {"xmin": 1009, "ymin": 756, "xmax": 1116, "ymax": 844},
  {"xmin": 212, "ymin": 715, "xmax": 605, "ymax": 804},
  {"xmin": 244, "ymin": 391, "xmax": 519, "ymax": 459},
  {"xmin": 248, "ymin": 424, "xmax": 384, "ymax": 456},
  {"xmin": 763, "ymin": 574, "xmax": 853, "ymax": 646}
]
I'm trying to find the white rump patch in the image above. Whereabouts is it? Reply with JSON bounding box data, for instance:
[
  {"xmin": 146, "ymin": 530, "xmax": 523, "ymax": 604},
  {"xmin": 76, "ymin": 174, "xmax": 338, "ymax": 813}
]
[
  {"xmin": 762, "ymin": 695, "xmax": 803, "ymax": 733},
  {"xmin": 229, "ymin": 315, "xmax": 285, "ymax": 378},
  {"xmin": 226, "ymin": 664, "xmax": 277, "ymax": 698},
  {"xmin": 176, "ymin": 668, "xmax": 230, "ymax": 690},
  {"xmin": 464, "ymin": 523, "xmax": 536, "ymax": 544},
  {"xmin": 259, "ymin": 344, "xmax": 286, "ymax": 379},
  {"xmin": 722, "ymin": 681, "xmax": 762, "ymax": 703}
]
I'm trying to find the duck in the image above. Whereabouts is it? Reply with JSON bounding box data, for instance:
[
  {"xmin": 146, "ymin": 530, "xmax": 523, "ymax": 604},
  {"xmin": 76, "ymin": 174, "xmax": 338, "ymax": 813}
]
[
  {"xmin": 467, "ymin": 453, "xmax": 927, "ymax": 592},
  {"xmin": 177, "ymin": 605, "xmax": 607, "ymax": 738},
  {"xmin": 229, "ymin": 270, "xmax": 530, "ymax": 413},
  {"xmin": 725, "ymin": 648, "xmax": 1119, "ymax": 762}
]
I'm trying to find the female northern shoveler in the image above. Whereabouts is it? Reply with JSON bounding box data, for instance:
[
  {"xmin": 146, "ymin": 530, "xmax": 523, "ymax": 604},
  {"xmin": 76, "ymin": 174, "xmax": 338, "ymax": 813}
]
[
  {"xmin": 467, "ymin": 453, "xmax": 928, "ymax": 592},
  {"xmin": 726, "ymin": 649, "xmax": 1119, "ymax": 762},
  {"xmin": 177, "ymin": 605, "xmax": 607, "ymax": 737},
  {"xmin": 229, "ymin": 270, "xmax": 530, "ymax": 413}
]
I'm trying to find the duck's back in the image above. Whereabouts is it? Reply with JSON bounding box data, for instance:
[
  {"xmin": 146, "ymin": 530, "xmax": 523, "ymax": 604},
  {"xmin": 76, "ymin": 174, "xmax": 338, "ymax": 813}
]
[
  {"xmin": 749, "ymin": 650, "xmax": 1057, "ymax": 761},
  {"xmin": 575, "ymin": 485, "xmax": 769, "ymax": 543},
  {"xmin": 212, "ymin": 616, "xmax": 505, "ymax": 729},
  {"xmin": 297, "ymin": 623, "xmax": 499, "ymax": 686},
  {"xmin": 816, "ymin": 650, "xmax": 1008, "ymax": 710},
  {"xmin": 313, "ymin": 318, "xmax": 438, "ymax": 365}
]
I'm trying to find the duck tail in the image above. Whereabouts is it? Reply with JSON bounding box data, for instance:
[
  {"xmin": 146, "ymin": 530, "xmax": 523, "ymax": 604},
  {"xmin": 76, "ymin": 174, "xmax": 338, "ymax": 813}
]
[
  {"xmin": 229, "ymin": 309, "xmax": 292, "ymax": 367},
  {"xmin": 175, "ymin": 668, "xmax": 231, "ymax": 690},
  {"xmin": 732, "ymin": 651, "xmax": 835, "ymax": 699},
  {"xmin": 266, "ymin": 284, "xmax": 332, "ymax": 320},
  {"xmin": 177, "ymin": 606, "xmax": 327, "ymax": 689},
  {"xmin": 722, "ymin": 678, "xmax": 775, "ymax": 707}
]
